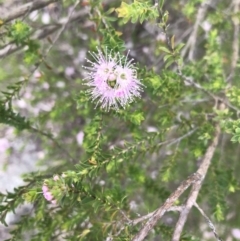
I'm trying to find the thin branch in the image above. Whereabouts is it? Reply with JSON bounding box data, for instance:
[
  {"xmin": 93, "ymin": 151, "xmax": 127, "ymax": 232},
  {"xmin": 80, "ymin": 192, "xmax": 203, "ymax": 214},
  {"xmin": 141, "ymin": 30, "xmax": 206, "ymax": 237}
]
[
  {"xmin": 155, "ymin": 0, "xmax": 240, "ymax": 114},
  {"xmin": 30, "ymin": 127, "xmax": 77, "ymax": 163},
  {"xmin": 180, "ymin": 74, "xmax": 217, "ymax": 100},
  {"xmin": 112, "ymin": 206, "xmax": 183, "ymax": 238},
  {"xmin": 194, "ymin": 202, "xmax": 223, "ymax": 241},
  {"xmin": 171, "ymin": 123, "xmax": 221, "ymax": 241},
  {"xmin": 130, "ymin": 206, "xmax": 183, "ymax": 227},
  {"xmin": 159, "ymin": 127, "xmax": 198, "ymax": 148},
  {"xmin": 132, "ymin": 111, "xmax": 221, "ymax": 241},
  {"xmin": 131, "ymin": 2, "xmax": 233, "ymax": 241},
  {"xmin": 19, "ymin": 0, "xmax": 82, "ymax": 135},
  {"xmin": 171, "ymin": 2, "xmax": 238, "ymax": 236},
  {"xmin": 226, "ymin": 0, "xmax": 240, "ymax": 84},
  {"xmin": 181, "ymin": 0, "xmax": 217, "ymax": 60},
  {"xmin": 0, "ymin": 8, "xmax": 87, "ymax": 59},
  {"xmin": 1, "ymin": 0, "xmax": 58, "ymax": 24},
  {"xmin": 45, "ymin": 0, "xmax": 81, "ymax": 55},
  {"xmin": 131, "ymin": 172, "xmax": 202, "ymax": 241},
  {"xmin": 177, "ymin": 69, "xmax": 240, "ymax": 114}
]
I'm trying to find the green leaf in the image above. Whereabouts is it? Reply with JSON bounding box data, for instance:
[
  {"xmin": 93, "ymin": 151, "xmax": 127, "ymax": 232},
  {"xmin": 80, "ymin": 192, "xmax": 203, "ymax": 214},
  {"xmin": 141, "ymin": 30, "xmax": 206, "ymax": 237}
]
[
  {"xmin": 163, "ymin": 54, "xmax": 173, "ymax": 62},
  {"xmin": 159, "ymin": 0, "xmax": 165, "ymax": 9},
  {"xmin": 235, "ymin": 128, "xmax": 240, "ymax": 133},
  {"xmin": 175, "ymin": 43, "xmax": 185, "ymax": 52},
  {"xmin": 165, "ymin": 58, "xmax": 175, "ymax": 68},
  {"xmin": 159, "ymin": 46, "xmax": 171, "ymax": 54},
  {"xmin": 115, "ymin": 1, "xmax": 159, "ymax": 24},
  {"xmin": 130, "ymin": 112, "xmax": 145, "ymax": 125}
]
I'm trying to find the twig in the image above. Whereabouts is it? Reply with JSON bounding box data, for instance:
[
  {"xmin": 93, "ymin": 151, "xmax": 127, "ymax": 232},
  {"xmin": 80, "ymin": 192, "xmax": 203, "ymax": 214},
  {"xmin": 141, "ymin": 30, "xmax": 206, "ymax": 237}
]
[
  {"xmin": 131, "ymin": 172, "xmax": 202, "ymax": 241},
  {"xmin": 155, "ymin": 0, "xmax": 240, "ymax": 114},
  {"xmin": 194, "ymin": 202, "xmax": 223, "ymax": 241},
  {"xmin": 181, "ymin": 0, "xmax": 216, "ymax": 60},
  {"xmin": 171, "ymin": 123, "xmax": 221, "ymax": 241},
  {"xmin": 45, "ymin": 0, "xmax": 81, "ymax": 55},
  {"xmin": 131, "ymin": 115, "xmax": 221, "ymax": 241},
  {"xmin": 132, "ymin": 2, "xmax": 234, "ymax": 241},
  {"xmin": 177, "ymin": 69, "xmax": 240, "ymax": 114},
  {"xmin": 1, "ymin": 1, "xmax": 81, "ymax": 109},
  {"xmin": 1, "ymin": 0, "xmax": 58, "ymax": 24},
  {"xmin": 130, "ymin": 206, "xmax": 183, "ymax": 227},
  {"xmin": 172, "ymin": 2, "xmax": 237, "ymax": 236},
  {"xmin": 0, "ymin": 9, "xmax": 87, "ymax": 59},
  {"xmin": 226, "ymin": 0, "xmax": 240, "ymax": 84},
  {"xmin": 113, "ymin": 206, "xmax": 183, "ymax": 238},
  {"xmin": 159, "ymin": 127, "xmax": 198, "ymax": 148},
  {"xmin": 30, "ymin": 127, "xmax": 77, "ymax": 163}
]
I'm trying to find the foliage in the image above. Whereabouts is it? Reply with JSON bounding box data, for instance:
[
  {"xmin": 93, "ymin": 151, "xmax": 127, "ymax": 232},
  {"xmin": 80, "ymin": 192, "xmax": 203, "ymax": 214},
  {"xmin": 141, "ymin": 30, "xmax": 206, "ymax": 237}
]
[
  {"xmin": 0, "ymin": 0, "xmax": 239, "ymax": 241},
  {"xmin": 115, "ymin": 0, "xmax": 159, "ymax": 24}
]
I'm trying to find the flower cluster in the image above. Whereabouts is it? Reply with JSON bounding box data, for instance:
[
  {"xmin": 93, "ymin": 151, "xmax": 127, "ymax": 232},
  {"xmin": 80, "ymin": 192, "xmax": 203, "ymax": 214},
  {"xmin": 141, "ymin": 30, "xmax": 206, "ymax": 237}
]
[
  {"xmin": 42, "ymin": 175, "xmax": 59, "ymax": 204},
  {"xmin": 83, "ymin": 48, "xmax": 143, "ymax": 111}
]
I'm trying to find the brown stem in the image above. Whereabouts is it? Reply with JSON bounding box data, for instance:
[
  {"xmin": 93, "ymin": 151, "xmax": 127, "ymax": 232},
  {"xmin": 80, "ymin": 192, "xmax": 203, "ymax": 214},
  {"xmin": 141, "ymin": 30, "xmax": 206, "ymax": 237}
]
[{"xmin": 2, "ymin": 0, "xmax": 58, "ymax": 24}]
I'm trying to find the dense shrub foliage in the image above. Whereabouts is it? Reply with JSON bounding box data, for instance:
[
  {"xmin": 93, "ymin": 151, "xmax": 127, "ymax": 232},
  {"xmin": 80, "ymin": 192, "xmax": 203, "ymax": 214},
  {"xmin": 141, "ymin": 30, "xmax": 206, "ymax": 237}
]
[{"xmin": 0, "ymin": 0, "xmax": 240, "ymax": 240}]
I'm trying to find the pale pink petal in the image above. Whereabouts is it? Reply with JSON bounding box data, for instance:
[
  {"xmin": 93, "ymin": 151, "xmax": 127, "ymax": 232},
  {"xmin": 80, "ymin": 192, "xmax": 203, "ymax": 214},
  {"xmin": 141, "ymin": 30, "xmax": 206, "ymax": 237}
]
[
  {"xmin": 53, "ymin": 175, "xmax": 59, "ymax": 181},
  {"xmin": 51, "ymin": 200, "xmax": 57, "ymax": 204},
  {"xmin": 83, "ymin": 48, "xmax": 143, "ymax": 111},
  {"xmin": 42, "ymin": 185, "xmax": 48, "ymax": 193},
  {"xmin": 43, "ymin": 191, "xmax": 53, "ymax": 201}
]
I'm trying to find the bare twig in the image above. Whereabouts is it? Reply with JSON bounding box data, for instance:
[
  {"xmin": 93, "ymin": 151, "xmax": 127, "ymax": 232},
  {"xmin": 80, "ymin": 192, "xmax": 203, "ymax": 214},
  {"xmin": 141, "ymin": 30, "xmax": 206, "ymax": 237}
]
[
  {"xmin": 0, "ymin": 8, "xmax": 87, "ymax": 59},
  {"xmin": 177, "ymin": 69, "xmax": 240, "ymax": 114},
  {"xmin": 155, "ymin": 0, "xmax": 240, "ymax": 115},
  {"xmin": 45, "ymin": 0, "xmax": 81, "ymax": 55},
  {"xmin": 194, "ymin": 202, "xmax": 223, "ymax": 241},
  {"xmin": 131, "ymin": 172, "xmax": 202, "ymax": 241},
  {"xmin": 132, "ymin": 111, "xmax": 221, "ymax": 241},
  {"xmin": 226, "ymin": 0, "xmax": 240, "ymax": 84},
  {"xmin": 130, "ymin": 206, "xmax": 183, "ymax": 227},
  {"xmin": 171, "ymin": 122, "xmax": 221, "ymax": 241},
  {"xmin": 1, "ymin": 0, "xmax": 58, "ymax": 24},
  {"xmin": 112, "ymin": 206, "xmax": 183, "ymax": 238},
  {"xmin": 159, "ymin": 127, "xmax": 198, "ymax": 148},
  {"xmin": 181, "ymin": 0, "xmax": 217, "ymax": 60},
  {"xmin": 172, "ymin": 2, "xmax": 237, "ymax": 235},
  {"xmin": 131, "ymin": 2, "xmax": 234, "ymax": 241},
  {"xmin": 30, "ymin": 127, "xmax": 77, "ymax": 163}
]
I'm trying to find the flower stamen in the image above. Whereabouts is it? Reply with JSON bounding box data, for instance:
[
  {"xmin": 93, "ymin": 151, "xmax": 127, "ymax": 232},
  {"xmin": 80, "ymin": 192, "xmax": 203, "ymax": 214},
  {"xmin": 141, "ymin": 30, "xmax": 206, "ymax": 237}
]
[{"xmin": 83, "ymin": 48, "xmax": 143, "ymax": 111}]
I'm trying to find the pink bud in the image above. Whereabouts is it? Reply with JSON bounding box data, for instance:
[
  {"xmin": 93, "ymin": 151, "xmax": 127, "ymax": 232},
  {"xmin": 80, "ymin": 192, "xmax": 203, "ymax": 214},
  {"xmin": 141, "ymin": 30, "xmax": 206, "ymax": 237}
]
[
  {"xmin": 53, "ymin": 175, "xmax": 59, "ymax": 181},
  {"xmin": 61, "ymin": 173, "xmax": 67, "ymax": 178},
  {"xmin": 42, "ymin": 185, "xmax": 48, "ymax": 192},
  {"xmin": 43, "ymin": 191, "xmax": 53, "ymax": 201}
]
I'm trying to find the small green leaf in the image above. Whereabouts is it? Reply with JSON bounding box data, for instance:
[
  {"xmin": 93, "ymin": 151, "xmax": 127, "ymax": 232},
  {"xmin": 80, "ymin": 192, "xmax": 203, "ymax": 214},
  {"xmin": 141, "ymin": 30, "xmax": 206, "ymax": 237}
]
[
  {"xmin": 163, "ymin": 54, "xmax": 172, "ymax": 62},
  {"xmin": 130, "ymin": 112, "xmax": 145, "ymax": 125},
  {"xmin": 235, "ymin": 128, "xmax": 240, "ymax": 133},
  {"xmin": 165, "ymin": 58, "xmax": 175, "ymax": 68},
  {"xmin": 159, "ymin": 46, "xmax": 171, "ymax": 54},
  {"xmin": 159, "ymin": 0, "xmax": 165, "ymax": 9},
  {"xmin": 175, "ymin": 43, "xmax": 185, "ymax": 52},
  {"xmin": 230, "ymin": 135, "xmax": 238, "ymax": 142}
]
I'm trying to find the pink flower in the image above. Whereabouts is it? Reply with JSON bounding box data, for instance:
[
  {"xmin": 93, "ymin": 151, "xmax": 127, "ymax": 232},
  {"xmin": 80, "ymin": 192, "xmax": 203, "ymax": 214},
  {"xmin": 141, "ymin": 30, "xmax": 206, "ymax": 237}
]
[
  {"xmin": 53, "ymin": 175, "xmax": 59, "ymax": 181},
  {"xmin": 42, "ymin": 180, "xmax": 57, "ymax": 204},
  {"xmin": 83, "ymin": 48, "xmax": 143, "ymax": 111},
  {"xmin": 51, "ymin": 200, "xmax": 57, "ymax": 204},
  {"xmin": 42, "ymin": 185, "xmax": 49, "ymax": 193},
  {"xmin": 43, "ymin": 191, "xmax": 53, "ymax": 201}
]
